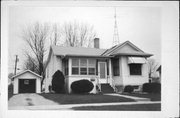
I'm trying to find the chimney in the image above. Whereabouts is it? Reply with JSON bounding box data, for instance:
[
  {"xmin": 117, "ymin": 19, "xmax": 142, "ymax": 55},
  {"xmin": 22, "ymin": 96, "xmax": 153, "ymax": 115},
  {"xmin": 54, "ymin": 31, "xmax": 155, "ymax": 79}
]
[{"xmin": 94, "ymin": 38, "xmax": 99, "ymax": 48}]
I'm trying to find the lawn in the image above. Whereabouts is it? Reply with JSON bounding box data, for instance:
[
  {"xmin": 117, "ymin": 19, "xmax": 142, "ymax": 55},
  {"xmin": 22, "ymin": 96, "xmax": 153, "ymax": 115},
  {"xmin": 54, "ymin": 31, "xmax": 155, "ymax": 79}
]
[
  {"xmin": 72, "ymin": 103, "xmax": 161, "ymax": 111},
  {"xmin": 122, "ymin": 93, "xmax": 161, "ymax": 101},
  {"xmin": 39, "ymin": 93, "xmax": 135, "ymax": 104}
]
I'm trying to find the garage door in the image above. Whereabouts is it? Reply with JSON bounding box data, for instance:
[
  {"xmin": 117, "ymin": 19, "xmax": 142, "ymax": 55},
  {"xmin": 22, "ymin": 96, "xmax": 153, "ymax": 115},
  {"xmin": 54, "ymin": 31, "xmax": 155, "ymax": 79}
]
[{"xmin": 18, "ymin": 79, "xmax": 36, "ymax": 93}]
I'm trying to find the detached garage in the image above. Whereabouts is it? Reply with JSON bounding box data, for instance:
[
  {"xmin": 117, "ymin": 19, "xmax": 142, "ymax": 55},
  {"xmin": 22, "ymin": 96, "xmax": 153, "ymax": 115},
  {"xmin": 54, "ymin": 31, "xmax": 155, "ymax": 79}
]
[{"xmin": 12, "ymin": 70, "xmax": 42, "ymax": 94}]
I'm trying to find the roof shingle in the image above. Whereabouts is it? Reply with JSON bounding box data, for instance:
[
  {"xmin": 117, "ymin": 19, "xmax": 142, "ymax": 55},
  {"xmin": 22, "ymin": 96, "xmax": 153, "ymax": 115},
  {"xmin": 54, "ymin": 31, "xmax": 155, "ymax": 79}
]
[{"xmin": 51, "ymin": 45, "xmax": 107, "ymax": 57}]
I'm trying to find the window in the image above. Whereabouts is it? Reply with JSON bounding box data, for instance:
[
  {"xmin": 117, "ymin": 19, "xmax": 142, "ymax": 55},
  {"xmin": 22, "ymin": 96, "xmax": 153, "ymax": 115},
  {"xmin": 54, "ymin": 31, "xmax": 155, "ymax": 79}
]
[
  {"xmin": 88, "ymin": 59, "xmax": 96, "ymax": 75},
  {"xmin": 129, "ymin": 64, "xmax": 142, "ymax": 75},
  {"xmin": 72, "ymin": 59, "xmax": 79, "ymax": 75},
  {"xmin": 88, "ymin": 68, "xmax": 95, "ymax": 75},
  {"xmin": 112, "ymin": 58, "xmax": 120, "ymax": 76},
  {"xmin": 71, "ymin": 58, "xmax": 96, "ymax": 75},
  {"xmin": 24, "ymin": 80, "xmax": 29, "ymax": 84},
  {"xmin": 80, "ymin": 59, "xmax": 87, "ymax": 75},
  {"xmin": 65, "ymin": 59, "xmax": 68, "ymax": 75}
]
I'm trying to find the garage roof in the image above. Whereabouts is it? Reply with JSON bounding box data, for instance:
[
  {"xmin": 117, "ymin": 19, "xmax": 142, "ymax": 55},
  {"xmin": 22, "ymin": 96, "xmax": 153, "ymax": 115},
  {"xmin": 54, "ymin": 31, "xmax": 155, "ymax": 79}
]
[{"xmin": 11, "ymin": 70, "xmax": 42, "ymax": 80}]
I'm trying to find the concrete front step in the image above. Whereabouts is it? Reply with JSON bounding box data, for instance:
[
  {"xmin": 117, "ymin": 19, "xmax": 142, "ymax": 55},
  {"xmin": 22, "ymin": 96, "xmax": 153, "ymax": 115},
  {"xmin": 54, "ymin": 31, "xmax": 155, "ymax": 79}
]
[{"xmin": 101, "ymin": 84, "xmax": 115, "ymax": 93}]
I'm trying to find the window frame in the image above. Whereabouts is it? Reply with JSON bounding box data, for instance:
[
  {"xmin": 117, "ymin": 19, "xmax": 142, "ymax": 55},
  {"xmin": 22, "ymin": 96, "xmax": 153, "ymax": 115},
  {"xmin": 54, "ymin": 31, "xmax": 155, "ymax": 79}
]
[
  {"xmin": 129, "ymin": 64, "xmax": 142, "ymax": 75},
  {"xmin": 88, "ymin": 59, "xmax": 96, "ymax": 75},
  {"xmin": 72, "ymin": 58, "xmax": 80, "ymax": 75},
  {"xmin": 71, "ymin": 58, "xmax": 96, "ymax": 75},
  {"xmin": 112, "ymin": 58, "xmax": 120, "ymax": 76},
  {"xmin": 80, "ymin": 59, "xmax": 88, "ymax": 75}
]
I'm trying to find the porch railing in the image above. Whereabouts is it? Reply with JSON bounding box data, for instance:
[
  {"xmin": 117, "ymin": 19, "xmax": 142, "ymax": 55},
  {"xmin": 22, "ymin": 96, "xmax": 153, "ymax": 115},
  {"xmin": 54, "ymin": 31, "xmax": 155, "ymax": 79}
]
[
  {"xmin": 96, "ymin": 75, "xmax": 101, "ymax": 92},
  {"xmin": 108, "ymin": 75, "xmax": 118, "ymax": 93}
]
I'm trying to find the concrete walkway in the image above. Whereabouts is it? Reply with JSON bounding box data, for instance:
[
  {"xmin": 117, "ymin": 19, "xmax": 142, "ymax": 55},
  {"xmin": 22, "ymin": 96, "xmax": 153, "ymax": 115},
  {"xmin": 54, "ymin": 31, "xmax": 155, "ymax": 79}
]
[
  {"xmin": 9, "ymin": 101, "xmax": 161, "ymax": 110},
  {"xmin": 104, "ymin": 93, "xmax": 151, "ymax": 101}
]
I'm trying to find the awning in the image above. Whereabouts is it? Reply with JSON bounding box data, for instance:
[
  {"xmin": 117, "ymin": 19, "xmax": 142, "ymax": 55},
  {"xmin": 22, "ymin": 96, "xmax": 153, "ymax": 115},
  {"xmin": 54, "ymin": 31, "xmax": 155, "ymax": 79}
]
[{"xmin": 128, "ymin": 57, "xmax": 147, "ymax": 64}]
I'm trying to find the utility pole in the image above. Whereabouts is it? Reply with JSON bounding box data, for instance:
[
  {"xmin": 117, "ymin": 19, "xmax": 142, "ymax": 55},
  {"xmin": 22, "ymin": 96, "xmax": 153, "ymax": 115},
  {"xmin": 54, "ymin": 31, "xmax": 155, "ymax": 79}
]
[{"xmin": 14, "ymin": 55, "xmax": 18, "ymax": 75}]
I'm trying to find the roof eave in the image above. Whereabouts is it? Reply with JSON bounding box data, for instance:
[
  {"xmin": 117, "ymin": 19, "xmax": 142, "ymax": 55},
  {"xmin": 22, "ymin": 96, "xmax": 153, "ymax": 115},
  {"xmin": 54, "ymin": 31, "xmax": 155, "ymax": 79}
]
[
  {"xmin": 65, "ymin": 54, "xmax": 113, "ymax": 58},
  {"xmin": 11, "ymin": 70, "xmax": 43, "ymax": 80},
  {"xmin": 111, "ymin": 53, "xmax": 153, "ymax": 57}
]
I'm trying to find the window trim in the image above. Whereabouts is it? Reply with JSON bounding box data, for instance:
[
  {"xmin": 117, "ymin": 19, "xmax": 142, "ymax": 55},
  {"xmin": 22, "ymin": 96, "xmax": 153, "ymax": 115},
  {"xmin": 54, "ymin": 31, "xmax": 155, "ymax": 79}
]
[
  {"xmin": 71, "ymin": 58, "xmax": 96, "ymax": 75},
  {"xmin": 129, "ymin": 64, "xmax": 142, "ymax": 76},
  {"xmin": 112, "ymin": 58, "xmax": 120, "ymax": 76},
  {"xmin": 72, "ymin": 59, "xmax": 80, "ymax": 75}
]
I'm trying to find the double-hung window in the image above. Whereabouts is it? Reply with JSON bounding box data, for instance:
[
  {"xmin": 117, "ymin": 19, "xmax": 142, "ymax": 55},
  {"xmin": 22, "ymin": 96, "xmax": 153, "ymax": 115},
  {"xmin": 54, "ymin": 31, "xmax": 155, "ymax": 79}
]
[
  {"xmin": 88, "ymin": 59, "xmax": 96, "ymax": 75},
  {"xmin": 72, "ymin": 58, "xmax": 96, "ymax": 75},
  {"xmin": 112, "ymin": 58, "xmax": 120, "ymax": 76},
  {"xmin": 129, "ymin": 64, "xmax": 142, "ymax": 75},
  {"xmin": 80, "ymin": 59, "xmax": 87, "ymax": 75},
  {"xmin": 72, "ymin": 59, "xmax": 79, "ymax": 75},
  {"xmin": 64, "ymin": 59, "xmax": 68, "ymax": 75}
]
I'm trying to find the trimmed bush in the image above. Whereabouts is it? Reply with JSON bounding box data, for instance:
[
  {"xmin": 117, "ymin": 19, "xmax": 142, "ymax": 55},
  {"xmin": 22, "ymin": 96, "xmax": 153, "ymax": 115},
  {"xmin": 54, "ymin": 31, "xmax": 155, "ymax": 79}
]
[
  {"xmin": 124, "ymin": 85, "xmax": 134, "ymax": 93},
  {"xmin": 8, "ymin": 83, "xmax": 14, "ymax": 100},
  {"xmin": 142, "ymin": 83, "xmax": 161, "ymax": 93},
  {"xmin": 51, "ymin": 70, "xmax": 65, "ymax": 93},
  {"xmin": 71, "ymin": 79, "xmax": 94, "ymax": 94}
]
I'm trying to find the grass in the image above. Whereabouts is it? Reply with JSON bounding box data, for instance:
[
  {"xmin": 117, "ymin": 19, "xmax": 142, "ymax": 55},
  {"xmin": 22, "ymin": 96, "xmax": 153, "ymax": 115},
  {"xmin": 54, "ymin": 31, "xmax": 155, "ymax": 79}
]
[
  {"xmin": 121, "ymin": 93, "xmax": 161, "ymax": 101},
  {"xmin": 39, "ymin": 93, "xmax": 135, "ymax": 104},
  {"xmin": 72, "ymin": 103, "xmax": 161, "ymax": 111}
]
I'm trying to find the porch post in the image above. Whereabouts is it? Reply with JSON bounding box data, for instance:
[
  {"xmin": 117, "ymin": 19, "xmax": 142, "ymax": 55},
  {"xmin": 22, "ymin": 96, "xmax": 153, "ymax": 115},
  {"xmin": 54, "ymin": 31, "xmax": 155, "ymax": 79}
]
[
  {"xmin": 109, "ymin": 59, "xmax": 112, "ymax": 84},
  {"xmin": 68, "ymin": 58, "xmax": 72, "ymax": 76},
  {"xmin": 68, "ymin": 58, "xmax": 72, "ymax": 93}
]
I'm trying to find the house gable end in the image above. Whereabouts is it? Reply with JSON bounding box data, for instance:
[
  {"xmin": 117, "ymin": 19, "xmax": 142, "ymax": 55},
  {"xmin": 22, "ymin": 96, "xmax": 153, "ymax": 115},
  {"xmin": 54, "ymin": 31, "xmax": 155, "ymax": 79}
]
[
  {"xmin": 12, "ymin": 70, "xmax": 42, "ymax": 80},
  {"xmin": 112, "ymin": 43, "xmax": 143, "ymax": 55},
  {"xmin": 102, "ymin": 41, "xmax": 144, "ymax": 56}
]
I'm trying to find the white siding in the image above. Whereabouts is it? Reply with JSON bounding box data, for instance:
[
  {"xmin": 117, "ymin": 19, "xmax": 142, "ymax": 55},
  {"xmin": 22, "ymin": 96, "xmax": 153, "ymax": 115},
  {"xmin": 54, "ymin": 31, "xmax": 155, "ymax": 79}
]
[
  {"xmin": 45, "ymin": 53, "xmax": 63, "ymax": 93},
  {"xmin": 111, "ymin": 56, "xmax": 149, "ymax": 86},
  {"xmin": 120, "ymin": 56, "xmax": 149, "ymax": 86}
]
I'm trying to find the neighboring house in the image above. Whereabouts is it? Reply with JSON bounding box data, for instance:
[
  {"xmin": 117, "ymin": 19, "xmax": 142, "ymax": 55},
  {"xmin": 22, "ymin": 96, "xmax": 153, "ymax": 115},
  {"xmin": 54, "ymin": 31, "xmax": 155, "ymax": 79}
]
[
  {"xmin": 44, "ymin": 38, "xmax": 153, "ymax": 93},
  {"xmin": 156, "ymin": 65, "xmax": 161, "ymax": 83},
  {"xmin": 12, "ymin": 70, "xmax": 42, "ymax": 94}
]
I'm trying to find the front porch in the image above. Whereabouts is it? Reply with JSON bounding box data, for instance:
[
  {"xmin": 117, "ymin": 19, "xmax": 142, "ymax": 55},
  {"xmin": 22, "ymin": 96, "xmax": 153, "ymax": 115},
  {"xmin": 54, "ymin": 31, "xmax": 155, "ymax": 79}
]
[{"xmin": 62, "ymin": 57, "xmax": 117, "ymax": 94}]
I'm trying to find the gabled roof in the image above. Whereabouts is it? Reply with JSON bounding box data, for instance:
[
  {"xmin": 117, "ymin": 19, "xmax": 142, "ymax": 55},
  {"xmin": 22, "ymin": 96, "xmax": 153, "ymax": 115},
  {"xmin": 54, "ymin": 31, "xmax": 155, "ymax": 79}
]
[
  {"xmin": 51, "ymin": 45, "xmax": 107, "ymax": 57},
  {"xmin": 102, "ymin": 41, "xmax": 152, "ymax": 57},
  {"xmin": 11, "ymin": 70, "xmax": 42, "ymax": 80}
]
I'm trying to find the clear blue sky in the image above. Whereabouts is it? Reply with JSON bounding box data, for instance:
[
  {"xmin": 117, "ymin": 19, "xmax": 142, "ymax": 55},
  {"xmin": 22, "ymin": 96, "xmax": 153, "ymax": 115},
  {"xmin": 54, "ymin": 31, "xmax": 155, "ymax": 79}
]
[{"xmin": 8, "ymin": 3, "xmax": 161, "ymax": 73}]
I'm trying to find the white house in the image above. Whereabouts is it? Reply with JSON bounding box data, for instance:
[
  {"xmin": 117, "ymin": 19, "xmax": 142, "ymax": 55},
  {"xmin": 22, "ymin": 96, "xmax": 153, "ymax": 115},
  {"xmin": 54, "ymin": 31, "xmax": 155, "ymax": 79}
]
[
  {"xmin": 12, "ymin": 70, "xmax": 42, "ymax": 94},
  {"xmin": 44, "ymin": 38, "xmax": 152, "ymax": 93}
]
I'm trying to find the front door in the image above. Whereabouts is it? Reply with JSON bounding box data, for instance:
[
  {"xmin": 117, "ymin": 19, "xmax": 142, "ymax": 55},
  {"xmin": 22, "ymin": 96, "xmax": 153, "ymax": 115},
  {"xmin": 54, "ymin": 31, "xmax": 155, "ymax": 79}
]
[{"xmin": 98, "ymin": 62, "xmax": 107, "ymax": 83}]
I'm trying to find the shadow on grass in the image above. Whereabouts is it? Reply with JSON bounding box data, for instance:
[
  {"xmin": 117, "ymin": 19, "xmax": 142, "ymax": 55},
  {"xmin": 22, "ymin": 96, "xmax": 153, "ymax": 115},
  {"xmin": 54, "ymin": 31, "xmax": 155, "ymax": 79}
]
[
  {"xmin": 121, "ymin": 93, "xmax": 161, "ymax": 101},
  {"xmin": 38, "ymin": 93, "xmax": 135, "ymax": 105},
  {"xmin": 71, "ymin": 103, "xmax": 161, "ymax": 111}
]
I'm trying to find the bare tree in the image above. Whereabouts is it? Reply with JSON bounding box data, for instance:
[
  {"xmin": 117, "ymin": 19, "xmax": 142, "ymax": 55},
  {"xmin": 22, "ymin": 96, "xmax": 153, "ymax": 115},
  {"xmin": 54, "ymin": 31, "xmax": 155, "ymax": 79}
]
[
  {"xmin": 50, "ymin": 23, "xmax": 61, "ymax": 45},
  {"xmin": 23, "ymin": 52, "xmax": 39, "ymax": 74},
  {"xmin": 22, "ymin": 22, "xmax": 50, "ymax": 85},
  {"xmin": 147, "ymin": 58, "xmax": 159, "ymax": 78},
  {"xmin": 62, "ymin": 21, "xmax": 96, "ymax": 47}
]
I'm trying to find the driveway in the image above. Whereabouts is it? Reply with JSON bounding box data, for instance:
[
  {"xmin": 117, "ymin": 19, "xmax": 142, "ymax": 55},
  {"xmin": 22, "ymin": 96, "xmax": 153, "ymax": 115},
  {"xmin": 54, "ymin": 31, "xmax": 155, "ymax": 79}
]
[{"xmin": 8, "ymin": 93, "xmax": 59, "ymax": 107}]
